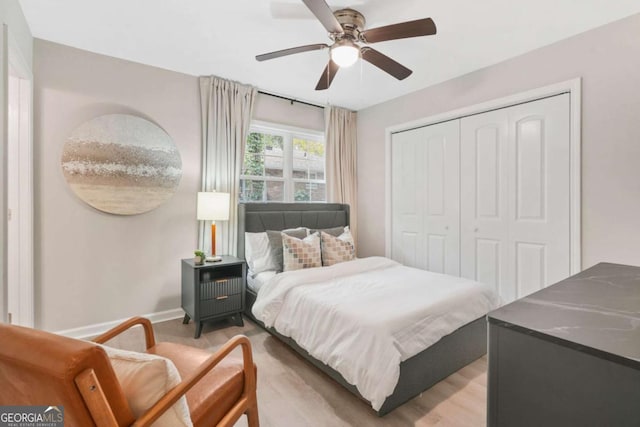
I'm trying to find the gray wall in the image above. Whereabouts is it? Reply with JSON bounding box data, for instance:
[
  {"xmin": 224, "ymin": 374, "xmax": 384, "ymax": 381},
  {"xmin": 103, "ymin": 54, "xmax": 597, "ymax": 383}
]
[
  {"xmin": 34, "ymin": 40, "xmax": 323, "ymax": 331},
  {"xmin": 1, "ymin": 0, "xmax": 33, "ymax": 323},
  {"xmin": 357, "ymin": 13, "xmax": 640, "ymax": 269},
  {"xmin": 35, "ymin": 40, "xmax": 201, "ymax": 331}
]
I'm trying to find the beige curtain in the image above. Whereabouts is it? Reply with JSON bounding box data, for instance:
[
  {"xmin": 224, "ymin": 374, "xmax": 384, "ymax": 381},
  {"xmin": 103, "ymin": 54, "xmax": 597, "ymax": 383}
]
[
  {"xmin": 325, "ymin": 106, "xmax": 358, "ymax": 242},
  {"xmin": 199, "ymin": 76, "xmax": 256, "ymax": 256}
]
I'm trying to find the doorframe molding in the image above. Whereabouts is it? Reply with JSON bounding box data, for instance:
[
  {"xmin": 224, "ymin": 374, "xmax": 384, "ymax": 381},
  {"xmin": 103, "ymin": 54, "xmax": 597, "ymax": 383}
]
[
  {"xmin": 6, "ymin": 28, "xmax": 34, "ymax": 327},
  {"xmin": 384, "ymin": 78, "xmax": 582, "ymax": 274}
]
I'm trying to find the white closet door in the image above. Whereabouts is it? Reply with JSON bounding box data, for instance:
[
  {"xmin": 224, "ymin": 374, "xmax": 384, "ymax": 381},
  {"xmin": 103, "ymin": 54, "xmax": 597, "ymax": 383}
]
[
  {"xmin": 391, "ymin": 128, "xmax": 426, "ymax": 268},
  {"xmin": 391, "ymin": 121, "xmax": 460, "ymax": 274},
  {"xmin": 507, "ymin": 94, "xmax": 571, "ymax": 300},
  {"xmin": 460, "ymin": 94, "xmax": 571, "ymax": 303},
  {"xmin": 460, "ymin": 109, "xmax": 510, "ymax": 296}
]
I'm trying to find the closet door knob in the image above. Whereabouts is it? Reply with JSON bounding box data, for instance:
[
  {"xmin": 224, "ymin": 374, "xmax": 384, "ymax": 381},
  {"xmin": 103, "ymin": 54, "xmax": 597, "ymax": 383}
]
[
  {"xmin": 474, "ymin": 228, "xmax": 479, "ymax": 232},
  {"xmin": 445, "ymin": 226, "xmax": 449, "ymax": 231}
]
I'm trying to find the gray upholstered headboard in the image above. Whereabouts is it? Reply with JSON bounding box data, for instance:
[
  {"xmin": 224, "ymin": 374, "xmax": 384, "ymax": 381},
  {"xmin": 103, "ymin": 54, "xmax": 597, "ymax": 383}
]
[{"xmin": 237, "ymin": 203, "xmax": 350, "ymax": 260}]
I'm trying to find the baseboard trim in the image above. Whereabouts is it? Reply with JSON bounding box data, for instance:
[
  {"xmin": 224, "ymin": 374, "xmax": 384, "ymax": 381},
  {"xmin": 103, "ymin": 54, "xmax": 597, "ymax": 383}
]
[{"xmin": 56, "ymin": 308, "xmax": 184, "ymax": 339}]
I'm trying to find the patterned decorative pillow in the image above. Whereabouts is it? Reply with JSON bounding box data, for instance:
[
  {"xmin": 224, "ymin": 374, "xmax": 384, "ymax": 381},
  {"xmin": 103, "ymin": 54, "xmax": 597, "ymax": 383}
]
[
  {"xmin": 321, "ymin": 227, "xmax": 356, "ymax": 266},
  {"xmin": 282, "ymin": 232, "xmax": 322, "ymax": 271},
  {"xmin": 266, "ymin": 227, "xmax": 309, "ymax": 273}
]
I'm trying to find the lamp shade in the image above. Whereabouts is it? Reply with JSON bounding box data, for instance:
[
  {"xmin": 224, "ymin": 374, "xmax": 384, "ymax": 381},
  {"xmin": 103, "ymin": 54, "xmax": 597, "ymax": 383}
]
[{"xmin": 197, "ymin": 192, "xmax": 230, "ymax": 221}]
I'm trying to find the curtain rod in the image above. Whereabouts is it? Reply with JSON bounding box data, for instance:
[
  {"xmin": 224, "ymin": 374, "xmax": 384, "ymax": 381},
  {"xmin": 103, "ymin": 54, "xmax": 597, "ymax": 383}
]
[{"xmin": 258, "ymin": 90, "xmax": 325, "ymax": 109}]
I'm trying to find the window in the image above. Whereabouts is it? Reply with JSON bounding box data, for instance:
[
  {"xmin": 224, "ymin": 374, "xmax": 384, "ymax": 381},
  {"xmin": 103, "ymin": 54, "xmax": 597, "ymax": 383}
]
[{"xmin": 240, "ymin": 123, "xmax": 326, "ymax": 202}]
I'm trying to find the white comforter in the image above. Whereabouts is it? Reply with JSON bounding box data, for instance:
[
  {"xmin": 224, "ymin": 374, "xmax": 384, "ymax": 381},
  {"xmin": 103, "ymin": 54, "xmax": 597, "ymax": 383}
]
[{"xmin": 252, "ymin": 256, "xmax": 499, "ymax": 411}]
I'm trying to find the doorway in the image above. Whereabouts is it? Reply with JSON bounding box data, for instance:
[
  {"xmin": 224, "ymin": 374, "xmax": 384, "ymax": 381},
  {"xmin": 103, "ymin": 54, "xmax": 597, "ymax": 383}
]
[{"xmin": 6, "ymin": 37, "xmax": 34, "ymax": 327}]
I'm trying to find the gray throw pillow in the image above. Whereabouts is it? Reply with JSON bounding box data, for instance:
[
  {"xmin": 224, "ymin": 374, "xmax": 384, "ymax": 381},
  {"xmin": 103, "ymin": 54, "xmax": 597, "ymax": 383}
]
[{"xmin": 266, "ymin": 228, "xmax": 309, "ymax": 273}]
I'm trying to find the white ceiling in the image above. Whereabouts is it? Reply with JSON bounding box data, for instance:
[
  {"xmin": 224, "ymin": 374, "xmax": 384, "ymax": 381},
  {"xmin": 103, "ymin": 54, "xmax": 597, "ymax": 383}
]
[{"xmin": 18, "ymin": 0, "xmax": 640, "ymax": 110}]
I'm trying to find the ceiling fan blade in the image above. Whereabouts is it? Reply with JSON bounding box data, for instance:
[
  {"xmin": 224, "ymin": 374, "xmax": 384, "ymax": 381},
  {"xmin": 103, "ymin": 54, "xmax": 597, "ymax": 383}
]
[
  {"xmin": 256, "ymin": 43, "xmax": 329, "ymax": 61},
  {"xmin": 315, "ymin": 60, "xmax": 339, "ymax": 90},
  {"xmin": 361, "ymin": 18, "xmax": 436, "ymax": 43},
  {"xmin": 302, "ymin": 0, "xmax": 344, "ymax": 34},
  {"xmin": 361, "ymin": 47, "xmax": 412, "ymax": 80}
]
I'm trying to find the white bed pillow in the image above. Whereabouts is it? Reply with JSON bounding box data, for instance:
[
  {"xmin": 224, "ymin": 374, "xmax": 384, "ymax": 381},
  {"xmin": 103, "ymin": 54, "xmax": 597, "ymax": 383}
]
[
  {"xmin": 247, "ymin": 270, "xmax": 277, "ymax": 293},
  {"xmin": 101, "ymin": 345, "xmax": 192, "ymax": 427},
  {"xmin": 244, "ymin": 232, "xmax": 277, "ymax": 275},
  {"xmin": 321, "ymin": 227, "xmax": 356, "ymax": 266},
  {"xmin": 282, "ymin": 232, "xmax": 322, "ymax": 271}
]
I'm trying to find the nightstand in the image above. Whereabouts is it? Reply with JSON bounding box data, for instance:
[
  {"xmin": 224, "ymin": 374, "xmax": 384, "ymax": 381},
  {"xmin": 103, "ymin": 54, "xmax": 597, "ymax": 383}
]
[{"xmin": 181, "ymin": 255, "xmax": 246, "ymax": 338}]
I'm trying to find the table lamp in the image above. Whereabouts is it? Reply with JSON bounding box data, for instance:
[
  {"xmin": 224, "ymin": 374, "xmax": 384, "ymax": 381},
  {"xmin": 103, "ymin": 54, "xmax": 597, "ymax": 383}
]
[{"xmin": 197, "ymin": 191, "xmax": 230, "ymax": 262}]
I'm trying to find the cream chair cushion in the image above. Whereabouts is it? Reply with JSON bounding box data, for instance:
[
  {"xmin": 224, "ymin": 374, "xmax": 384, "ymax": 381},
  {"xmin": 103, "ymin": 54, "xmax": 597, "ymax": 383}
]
[{"xmin": 102, "ymin": 345, "xmax": 193, "ymax": 427}]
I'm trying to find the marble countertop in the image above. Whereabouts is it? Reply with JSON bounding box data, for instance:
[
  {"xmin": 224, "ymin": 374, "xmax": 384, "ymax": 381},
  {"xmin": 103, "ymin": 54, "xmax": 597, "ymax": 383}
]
[{"xmin": 488, "ymin": 262, "xmax": 640, "ymax": 369}]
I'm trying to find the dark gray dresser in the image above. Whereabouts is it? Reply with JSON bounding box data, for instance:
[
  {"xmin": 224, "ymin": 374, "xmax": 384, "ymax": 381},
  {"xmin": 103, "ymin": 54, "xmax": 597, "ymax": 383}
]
[{"xmin": 487, "ymin": 262, "xmax": 640, "ymax": 427}]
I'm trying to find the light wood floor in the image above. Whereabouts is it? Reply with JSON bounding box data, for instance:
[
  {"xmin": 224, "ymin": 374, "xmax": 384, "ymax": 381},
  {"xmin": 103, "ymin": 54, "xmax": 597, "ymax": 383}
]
[{"xmin": 107, "ymin": 316, "xmax": 488, "ymax": 427}]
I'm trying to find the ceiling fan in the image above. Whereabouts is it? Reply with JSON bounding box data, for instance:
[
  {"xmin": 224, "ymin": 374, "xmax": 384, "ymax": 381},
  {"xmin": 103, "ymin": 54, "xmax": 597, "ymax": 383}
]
[{"xmin": 256, "ymin": 0, "xmax": 437, "ymax": 90}]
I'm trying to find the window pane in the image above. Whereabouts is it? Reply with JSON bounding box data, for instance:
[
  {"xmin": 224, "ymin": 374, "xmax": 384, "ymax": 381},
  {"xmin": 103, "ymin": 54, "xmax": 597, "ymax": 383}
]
[
  {"xmin": 293, "ymin": 181, "xmax": 326, "ymax": 202},
  {"xmin": 240, "ymin": 179, "xmax": 265, "ymax": 202},
  {"xmin": 293, "ymin": 138, "xmax": 325, "ymax": 181},
  {"xmin": 240, "ymin": 179, "xmax": 284, "ymax": 202},
  {"xmin": 266, "ymin": 181, "xmax": 284, "ymax": 201},
  {"xmin": 292, "ymin": 138, "xmax": 308, "ymax": 159},
  {"xmin": 243, "ymin": 154, "xmax": 264, "ymax": 176},
  {"xmin": 264, "ymin": 154, "xmax": 284, "ymax": 177},
  {"xmin": 293, "ymin": 182, "xmax": 310, "ymax": 201},
  {"xmin": 310, "ymin": 183, "xmax": 326, "ymax": 202},
  {"xmin": 309, "ymin": 156, "xmax": 324, "ymax": 180},
  {"xmin": 292, "ymin": 158, "xmax": 309, "ymax": 179},
  {"xmin": 293, "ymin": 138, "xmax": 325, "ymax": 158},
  {"xmin": 292, "ymin": 161, "xmax": 325, "ymax": 180},
  {"xmin": 264, "ymin": 134, "xmax": 284, "ymax": 151},
  {"xmin": 244, "ymin": 132, "xmax": 284, "ymax": 177}
]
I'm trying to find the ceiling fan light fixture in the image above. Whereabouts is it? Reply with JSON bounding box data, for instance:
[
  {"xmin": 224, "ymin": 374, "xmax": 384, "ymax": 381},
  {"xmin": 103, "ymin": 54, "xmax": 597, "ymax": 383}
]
[
  {"xmin": 255, "ymin": 0, "xmax": 437, "ymax": 90},
  {"xmin": 330, "ymin": 40, "xmax": 359, "ymax": 68}
]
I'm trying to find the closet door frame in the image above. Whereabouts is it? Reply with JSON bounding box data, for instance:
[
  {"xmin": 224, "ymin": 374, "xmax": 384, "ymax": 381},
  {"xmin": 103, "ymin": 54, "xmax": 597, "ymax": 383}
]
[{"xmin": 385, "ymin": 78, "xmax": 582, "ymax": 274}]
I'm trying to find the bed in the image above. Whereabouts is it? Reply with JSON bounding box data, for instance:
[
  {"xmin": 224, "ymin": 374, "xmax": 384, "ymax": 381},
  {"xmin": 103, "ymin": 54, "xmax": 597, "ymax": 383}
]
[{"xmin": 237, "ymin": 202, "xmax": 495, "ymax": 415}]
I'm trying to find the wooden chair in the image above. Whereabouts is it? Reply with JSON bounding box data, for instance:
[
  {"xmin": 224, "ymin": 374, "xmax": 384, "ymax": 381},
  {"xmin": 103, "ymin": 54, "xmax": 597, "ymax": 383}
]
[{"xmin": 0, "ymin": 317, "xmax": 259, "ymax": 427}]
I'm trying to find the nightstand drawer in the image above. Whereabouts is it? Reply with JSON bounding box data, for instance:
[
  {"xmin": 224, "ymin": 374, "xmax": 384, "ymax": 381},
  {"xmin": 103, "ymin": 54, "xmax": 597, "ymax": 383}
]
[
  {"xmin": 200, "ymin": 277, "xmax": 243, "ymax": 299},
  {"xmin": 200, "ymin": 294, "xmax": 242, "ymax": 317}
]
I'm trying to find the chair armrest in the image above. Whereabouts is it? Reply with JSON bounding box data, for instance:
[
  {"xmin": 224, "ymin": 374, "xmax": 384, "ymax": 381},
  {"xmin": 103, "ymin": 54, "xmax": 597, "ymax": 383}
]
[
  {"xmin": 92, "ymin": 317, "xmax": 156, "ymax": 349},
  {"xmin": 132, "ymin": 335, "xmax": 256, "ymax": 427}
]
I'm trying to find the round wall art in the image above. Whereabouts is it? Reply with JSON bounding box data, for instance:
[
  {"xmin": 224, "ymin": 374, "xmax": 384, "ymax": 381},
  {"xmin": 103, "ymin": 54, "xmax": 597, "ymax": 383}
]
[{"xmin": 61, "ymin": 114, "xmax": 182, "ymax": 215}]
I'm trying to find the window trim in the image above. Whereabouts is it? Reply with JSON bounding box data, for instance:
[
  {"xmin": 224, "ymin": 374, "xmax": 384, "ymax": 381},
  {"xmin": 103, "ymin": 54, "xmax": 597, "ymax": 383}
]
[{"xmin": 241, "ymin": 121, "xmax": 326, "ymax": 203}]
